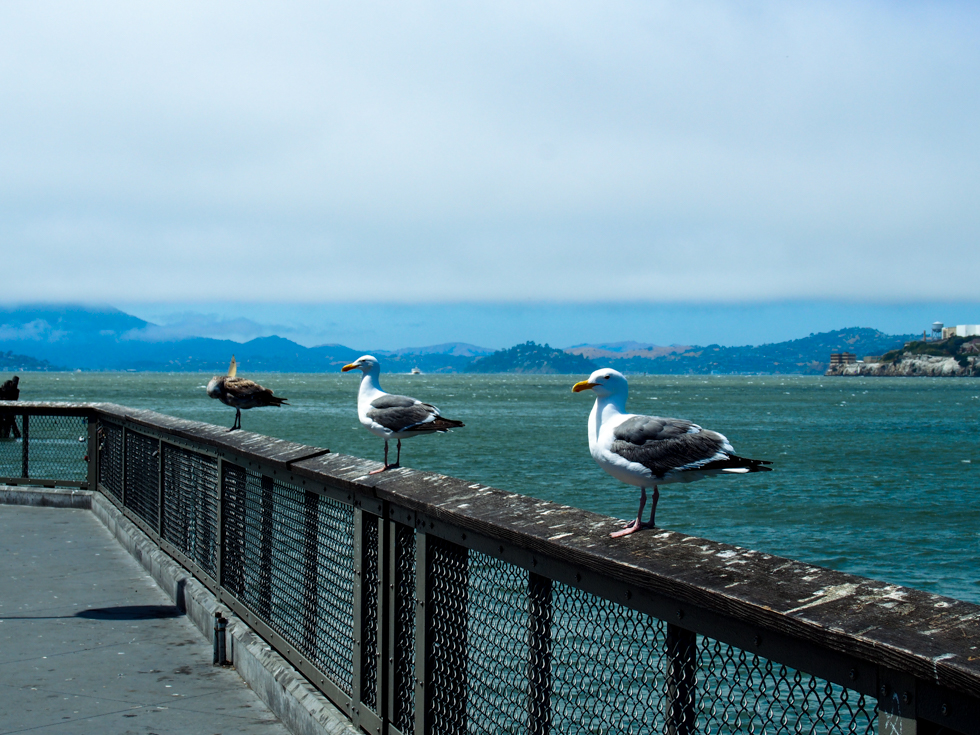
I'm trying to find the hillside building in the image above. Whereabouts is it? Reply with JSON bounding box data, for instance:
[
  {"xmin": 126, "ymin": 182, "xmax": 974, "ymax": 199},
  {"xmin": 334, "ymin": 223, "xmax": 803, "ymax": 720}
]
[{"xmin": 941, "ymin": 325, "xmax": 980, "ymax": 339}]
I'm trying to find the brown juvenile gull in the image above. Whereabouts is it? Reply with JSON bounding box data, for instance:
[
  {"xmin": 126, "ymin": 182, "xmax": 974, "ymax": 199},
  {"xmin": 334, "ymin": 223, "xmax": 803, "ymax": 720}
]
[
  {"xmin": 206, "ymin": 356, "xmax": 288, "ymax": 431},
  {"xmin": 342, "ymin": 355, "xmax": 464, "ymax": 474},
  {"xmin": 572, "ymin": 368, "xmax": 771, "ymax": 538}
]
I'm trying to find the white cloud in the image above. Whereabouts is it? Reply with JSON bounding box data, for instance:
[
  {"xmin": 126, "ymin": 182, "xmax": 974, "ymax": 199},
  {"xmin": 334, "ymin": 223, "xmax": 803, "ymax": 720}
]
[{"xmin": 0, "ymin": 1, "xmax": 978, "ymax": 302}]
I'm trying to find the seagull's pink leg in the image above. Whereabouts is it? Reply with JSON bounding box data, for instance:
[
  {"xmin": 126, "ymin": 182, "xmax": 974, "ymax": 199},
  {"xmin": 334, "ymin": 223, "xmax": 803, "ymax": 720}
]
[
  {"xmin": 610, "ymin": 486, "xmax": 659, "ymax": 538},
  {"xmin": 389, "ymin": 439, "xmax": 402, "ymax": 469},
  {"xmin": 369, "ymin": 440, "xmax": 391, "ymax": 474}
]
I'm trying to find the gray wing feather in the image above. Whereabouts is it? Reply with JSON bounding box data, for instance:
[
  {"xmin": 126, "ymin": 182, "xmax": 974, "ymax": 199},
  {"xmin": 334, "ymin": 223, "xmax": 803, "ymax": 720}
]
[
  {"xmin": 611, "ymin": 416, "xmax": 727, "ymax": 478},
  {"xmin": 613, "ymin": 415, "xmax": 700, "ymax": 443},
  {"xmin": 368, "ymin": 401, "xmax": 439, "ymax": 432},
  {"xmin": 370, "ymin": 394, "xmax": 421, "ymax": 409}
]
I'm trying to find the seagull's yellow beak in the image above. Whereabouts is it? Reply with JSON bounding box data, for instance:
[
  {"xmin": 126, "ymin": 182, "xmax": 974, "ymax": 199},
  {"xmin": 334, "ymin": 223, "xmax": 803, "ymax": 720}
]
[
  {"xmin": 341, "ymin": 363, "xmax": 359, "ymax": 372},
  {"xmin": 572, "ymin": 380, "xmax": 596, "ymax": 393}
]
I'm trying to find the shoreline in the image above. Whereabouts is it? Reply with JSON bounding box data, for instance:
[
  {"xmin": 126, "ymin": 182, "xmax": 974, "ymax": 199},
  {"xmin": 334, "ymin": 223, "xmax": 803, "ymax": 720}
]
[{"xmin": 826, "ymin": 354, "xmax": 980, "ymax": 377}]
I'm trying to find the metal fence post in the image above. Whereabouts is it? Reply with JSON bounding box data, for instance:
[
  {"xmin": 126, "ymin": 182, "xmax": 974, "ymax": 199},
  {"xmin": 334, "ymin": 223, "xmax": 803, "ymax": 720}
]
[
  {"xmin": 415, "ymin": 532, "xmax": 468, "ymax": 735},
  {"xmin": 259, "ymin": 475, "xmax": 275, "ymax": 619},
  {"xmin": 528, "ymin": 572, "xmax": 553, "ymax": 735},
  {"xmin": 350, "ymin": 508, "xmax": 369, "ymax": 729},
  {"xmin": 120, "ymin": 427, "xmax": 127, "ymax": 506},
  {"xmin": 215, "ymin": 459, "xmax": 224, "ymax": 589},
  {"xmin": 86, "ymin": 416, "xmax": 98, "ymax": 491},
  {"xmin": 20, "ymin": 414, "xmax": 28, "ymax": 478},
  {"xmin": 665, "ymin": 624, "xmax": 698, "ymax": 735},
  {"xmin": 414, "ymin": 530, "xmax": 433, "ymax": 735},
  {"xmin": 390, "ymin": 520, "xmax": 416, "ymax": 734},
  {"xmin": 877, "ymin": 674, "xmax": 917, "ymax": 735},
  {"xmin": 301, "ymin": 490, "xmax": 320, "ymax": 659},
  {"xmin": 156, "ymin": 439, "xmax": 165, "ymax": 536}
]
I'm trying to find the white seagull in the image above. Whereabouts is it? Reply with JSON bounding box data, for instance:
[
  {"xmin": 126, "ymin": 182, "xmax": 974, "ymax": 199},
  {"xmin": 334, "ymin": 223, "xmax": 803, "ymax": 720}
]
[
  {"xmin": 206, "ymin": 356, "xmax": 288, "ymax": 431},
  {"xmin": 342, "ymin": 355, "xmax": 464, "ymax": 473},
  {"xmin": 573, "ymin": 368, "xmax": 771, "ymax": 538}
]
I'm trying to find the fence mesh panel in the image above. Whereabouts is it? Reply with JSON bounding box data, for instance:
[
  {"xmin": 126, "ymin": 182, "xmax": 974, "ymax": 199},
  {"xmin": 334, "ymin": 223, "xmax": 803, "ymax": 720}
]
[
  {"xmin": 425, "ymin": 536, "xmax": 470, "ymax": 735},
  {"xmin": 221, "ymin": 464, "xmax": 356, "ymax": 696},
  {"xmin": 550, "ymin": 581, "xmax": 670, "ymax": 734},
  {"xmin": 124, "ymin": 430, "xmax": 159, "ymax": 528},
  {"xmin": 98, "ymin": 422, "xmax": 123, "ymax": 499},
  {"xmin": 696, "ymin": 639, "xmax": 877, "ymax": 734},
  {"xmin": 161, "ymin": 444, "xmax": 219, "ymax": 578},
  {"xmin": 414, "ymin": 560, "xmax": 878, "ymax": 735},
  {"xmin": 0, "ymin": 414, "xmax": 88, "ymax": 482}
]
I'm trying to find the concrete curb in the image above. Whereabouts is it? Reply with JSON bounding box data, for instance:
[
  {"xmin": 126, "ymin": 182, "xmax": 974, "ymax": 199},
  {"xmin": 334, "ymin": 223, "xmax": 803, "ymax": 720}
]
[
  {"xmin": 0, "ymin": 485, "xmax": 92, "ymax": 509},
  {"xmin": 3, "ymin": 486, "xmax": 360, "ymax": 735}
]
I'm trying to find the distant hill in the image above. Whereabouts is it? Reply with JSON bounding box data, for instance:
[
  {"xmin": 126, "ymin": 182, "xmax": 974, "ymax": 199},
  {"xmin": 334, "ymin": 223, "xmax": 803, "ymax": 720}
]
[
  {"xmin": 567, "ymin": 343, "xmax": 691, "ymax": 359},
  {"xmin": 467, "ymin": 342, "xmax": 598, "ymax": 374},
  {"xmin": 0, "ymin": 304, "xmax": 918, "ymax": 375},
  {"xmin": 0, "ymin": 304, "xmax": 148, "ymax": 337},
  {"xmin": 601, "ymin": 328, "xmax": 915, "ymax": 375},
  {"xmin": 375, "ymin": 343, "xmax": 494, "ymax": 358},
  {"xmin": 0, "ymin": 350, "xmax": 65, "ymax": 372},
  {"xmin": 0, "ymin": 304, "xmax": 491, "ymax": 372},
  {"xmin": 370, "ymin": 342, "xmax": 495, "ymax": 373}
]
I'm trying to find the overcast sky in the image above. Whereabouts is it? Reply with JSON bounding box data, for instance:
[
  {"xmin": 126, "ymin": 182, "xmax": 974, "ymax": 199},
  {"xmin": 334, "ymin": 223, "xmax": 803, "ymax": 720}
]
[{"xmin": 2, "ymin": 1, "xmax": 979, "ymax": 344}]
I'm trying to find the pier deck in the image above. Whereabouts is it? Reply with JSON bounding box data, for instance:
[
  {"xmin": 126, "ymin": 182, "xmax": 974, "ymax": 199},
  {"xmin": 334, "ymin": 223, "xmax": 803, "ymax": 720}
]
[{"xmin": 0, "ymin": 504, "xmax": 290, "ymax": 735}]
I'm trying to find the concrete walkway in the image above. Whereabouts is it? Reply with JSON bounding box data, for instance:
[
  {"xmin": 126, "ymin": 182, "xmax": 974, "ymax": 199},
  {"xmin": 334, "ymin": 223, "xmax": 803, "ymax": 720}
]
[{"xmin": 0, "ymin": 505, "xmax": 292, "ymax": 735}]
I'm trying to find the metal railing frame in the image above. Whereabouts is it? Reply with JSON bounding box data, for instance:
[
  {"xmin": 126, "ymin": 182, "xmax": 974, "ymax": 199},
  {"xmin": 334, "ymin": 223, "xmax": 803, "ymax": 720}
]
[{"xmin": 3, "ymin": 401, "xmax": 979, "ymax": 735}]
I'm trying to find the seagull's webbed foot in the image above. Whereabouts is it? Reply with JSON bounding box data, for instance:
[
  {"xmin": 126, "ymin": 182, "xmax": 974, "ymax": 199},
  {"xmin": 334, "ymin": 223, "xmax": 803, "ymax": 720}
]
[
  {"xmin": 368, "ymin": 441, "xmax": 396, "ymax": 473},
  {"xmin": 368, "ymin": 462, "xmax": 401, "ymax": 475},
  {"xmin": 610, "ymin": 519, "xmax": 657, "ymax": 538},
  {"xmin": 610, "ymin": 486, "xmax": 659, "ymax": 538}
]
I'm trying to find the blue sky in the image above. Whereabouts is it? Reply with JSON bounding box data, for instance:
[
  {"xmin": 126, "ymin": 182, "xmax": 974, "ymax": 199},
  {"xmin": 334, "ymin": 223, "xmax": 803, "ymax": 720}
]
[{"xmin": 2, "ymin": 2, "xmax": 979, "ymax": 348}]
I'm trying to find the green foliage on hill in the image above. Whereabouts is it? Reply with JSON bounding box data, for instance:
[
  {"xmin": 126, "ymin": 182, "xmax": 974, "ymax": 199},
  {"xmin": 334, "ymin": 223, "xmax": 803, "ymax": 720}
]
[
  {"xmin": 0, "ymin": 350, "xmax": 65, "ymax": 371},
  {"xmin": 467, "ymin": 341, "xmax": 598, "ymax": 374},
  {"xmin": 882, "ymin": 336, "xmax": 980, "ymax": 368}
]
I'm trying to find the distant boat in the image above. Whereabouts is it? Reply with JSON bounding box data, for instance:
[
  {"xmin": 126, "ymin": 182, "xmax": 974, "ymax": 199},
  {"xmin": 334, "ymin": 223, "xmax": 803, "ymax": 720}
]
[{"xmin": 410, "ymin": 367, "xmax": 422, "ymax": 375}]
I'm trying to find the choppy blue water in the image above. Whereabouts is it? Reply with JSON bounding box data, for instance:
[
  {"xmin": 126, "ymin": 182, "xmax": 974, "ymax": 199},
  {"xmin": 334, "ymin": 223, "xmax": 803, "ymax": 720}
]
[{"xmin": 18, "ymin": 372, "xmax": 980, "ymax": 603}]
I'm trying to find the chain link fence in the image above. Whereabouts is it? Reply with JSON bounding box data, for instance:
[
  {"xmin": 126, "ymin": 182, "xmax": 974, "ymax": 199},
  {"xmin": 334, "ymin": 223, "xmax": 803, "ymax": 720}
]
[
  {"xmin": 10, "ymin": 405, "xmax": 973, "ymax": 735},
  {"xmin": 0, "ymin": 411, "xmax": 89, "ymax": 485}
]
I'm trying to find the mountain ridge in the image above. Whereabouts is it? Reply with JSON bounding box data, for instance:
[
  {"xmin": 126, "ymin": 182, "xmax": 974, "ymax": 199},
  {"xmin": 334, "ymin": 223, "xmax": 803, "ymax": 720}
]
[{"xmin": 0, "ymin": 304, "xmax": 917, "ymax": 374}]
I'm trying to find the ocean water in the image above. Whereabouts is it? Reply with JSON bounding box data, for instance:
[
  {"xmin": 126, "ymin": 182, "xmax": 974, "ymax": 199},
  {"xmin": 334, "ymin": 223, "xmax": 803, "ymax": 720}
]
[{"xmin": 13, "ymin": 371, "xmax": 980, "ymax": 603}]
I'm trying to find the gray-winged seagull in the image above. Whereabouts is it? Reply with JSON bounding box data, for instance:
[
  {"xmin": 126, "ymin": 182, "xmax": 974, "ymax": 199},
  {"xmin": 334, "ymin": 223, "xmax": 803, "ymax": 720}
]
[
  {"xmin": 343, "ymin": 355, "xmax": 464, "ymax": 474},
  {"xmin": 573, "ymin": 368, "xmax": 771, "ymax": 537}
]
